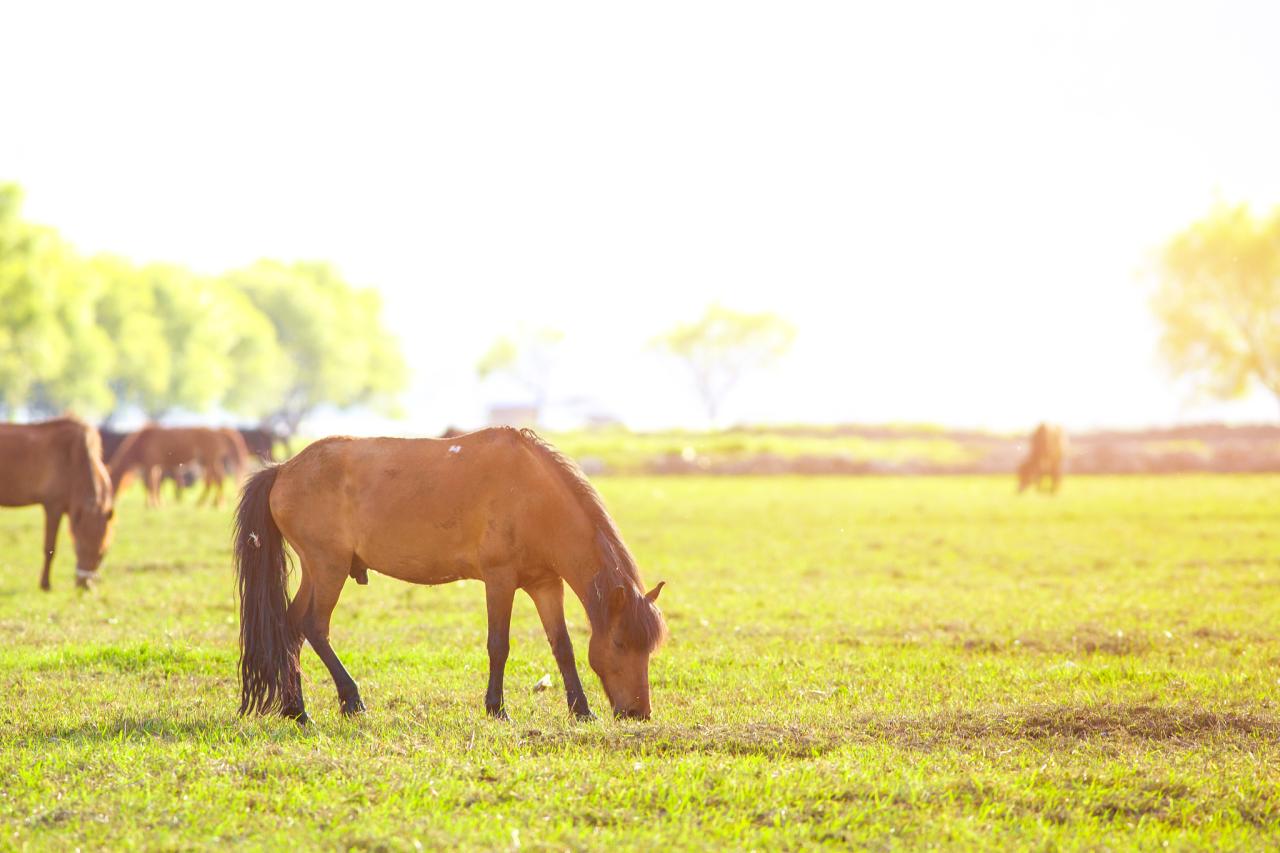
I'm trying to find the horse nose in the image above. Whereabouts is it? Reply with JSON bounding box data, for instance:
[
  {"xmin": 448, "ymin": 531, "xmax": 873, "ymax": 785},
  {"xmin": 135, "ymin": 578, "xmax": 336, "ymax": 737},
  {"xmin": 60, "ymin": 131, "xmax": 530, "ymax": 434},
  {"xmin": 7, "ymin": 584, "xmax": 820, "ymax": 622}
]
[{"xmin": 615, "ymin": 707, "xmax": 651, "ymax": 721}]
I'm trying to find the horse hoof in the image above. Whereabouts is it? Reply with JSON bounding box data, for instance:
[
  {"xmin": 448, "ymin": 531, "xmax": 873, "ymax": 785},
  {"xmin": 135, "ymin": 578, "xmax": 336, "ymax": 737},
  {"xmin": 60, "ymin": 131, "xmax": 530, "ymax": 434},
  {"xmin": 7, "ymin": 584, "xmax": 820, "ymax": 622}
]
[
  {"xmin": 340, "ymin": 698, "xmax": 367, "ymax": 717},
  {"xmin": 486, "ymin": 707, "xmax": 510, "ymax": 721},
  {"xmin": 574, "ymin": 711, "xmax": 598, "ymax": 723},
  {"xmin": 284, "ymin": 709, "xmax": 311, "ymax": 726}
]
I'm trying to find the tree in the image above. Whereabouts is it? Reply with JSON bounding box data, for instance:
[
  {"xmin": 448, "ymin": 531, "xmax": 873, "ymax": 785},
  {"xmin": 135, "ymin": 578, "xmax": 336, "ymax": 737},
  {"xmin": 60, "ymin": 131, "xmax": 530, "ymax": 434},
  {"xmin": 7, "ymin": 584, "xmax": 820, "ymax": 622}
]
[
  {"xmin": 90, "ymin": 255, "xmax": 174, "ymax": 422},
  {"xmin": 1154, "ymin": 203, "xmax": 1280, "ymax": 412},
  {"xmin": 476, "ymin": 327, "xmax": 564, "ymax": 425},
  {"xmin": 26, "ymin": 264, "xmax": 116, "ymax": 418},
  {"xmin": 0, "ymin": 185, "xmax": 113, "ymax": 418},
  {"xmin": 654, "ymin": 304, "xmax": 795, "ymax": 425},
  {"xmin": 225, "ymin": 260, "xmax": 407, "ymax": 438},
  {"xmin": 134, "ymin": 265, "xmax": 250, "ymax": 419}
]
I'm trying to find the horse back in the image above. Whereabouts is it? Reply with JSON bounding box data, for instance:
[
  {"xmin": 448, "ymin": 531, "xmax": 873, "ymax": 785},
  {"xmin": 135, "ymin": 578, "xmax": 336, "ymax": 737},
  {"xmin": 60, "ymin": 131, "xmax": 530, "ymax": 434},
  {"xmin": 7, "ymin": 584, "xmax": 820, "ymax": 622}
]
[
  {"xmin": 0, "ymin": 420, "xmax": 95, "ymax": 508},
  {"xmin": 268, "ymin": 428, "xmax": 587, "ymax": 584}
]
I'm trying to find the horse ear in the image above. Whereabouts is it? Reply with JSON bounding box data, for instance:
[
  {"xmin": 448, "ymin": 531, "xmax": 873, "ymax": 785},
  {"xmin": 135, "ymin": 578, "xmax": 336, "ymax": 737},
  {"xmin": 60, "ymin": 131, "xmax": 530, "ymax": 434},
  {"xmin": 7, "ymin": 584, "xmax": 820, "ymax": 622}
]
[
  {"xmin": 608, "ymin": 584, "xmax": 628, "ymax": 621},
  {"xmin": 645, "ymin": 581, "xmax": 665, "ymax": 603}
]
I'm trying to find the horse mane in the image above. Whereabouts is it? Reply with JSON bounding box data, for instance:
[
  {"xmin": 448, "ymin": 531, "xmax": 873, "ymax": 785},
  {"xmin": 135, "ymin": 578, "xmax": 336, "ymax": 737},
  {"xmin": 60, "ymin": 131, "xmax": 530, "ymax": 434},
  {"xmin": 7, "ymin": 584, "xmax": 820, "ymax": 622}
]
[
  {"xmin": 517, "ymin": 428, "xmax": 667, "ymax": 652},
  {"xmin": 53, "ymin": 417, "xmax": 111, "ymax": 511}
]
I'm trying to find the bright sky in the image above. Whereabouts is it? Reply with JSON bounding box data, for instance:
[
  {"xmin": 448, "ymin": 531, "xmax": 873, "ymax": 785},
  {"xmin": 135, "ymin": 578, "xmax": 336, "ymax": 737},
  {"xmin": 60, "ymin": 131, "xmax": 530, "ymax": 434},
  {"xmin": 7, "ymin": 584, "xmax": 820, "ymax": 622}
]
[{"xmin": 4, "ymin": 1, "xmax": 1279, "ymax": 432}]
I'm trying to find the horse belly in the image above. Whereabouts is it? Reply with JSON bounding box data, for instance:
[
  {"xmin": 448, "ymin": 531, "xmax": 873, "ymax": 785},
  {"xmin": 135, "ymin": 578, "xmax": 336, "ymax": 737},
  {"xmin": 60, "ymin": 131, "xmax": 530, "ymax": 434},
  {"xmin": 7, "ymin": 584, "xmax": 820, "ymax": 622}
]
[{"xmin": 351, "ymin": 503, "xmax": 492, "ymax": 586}]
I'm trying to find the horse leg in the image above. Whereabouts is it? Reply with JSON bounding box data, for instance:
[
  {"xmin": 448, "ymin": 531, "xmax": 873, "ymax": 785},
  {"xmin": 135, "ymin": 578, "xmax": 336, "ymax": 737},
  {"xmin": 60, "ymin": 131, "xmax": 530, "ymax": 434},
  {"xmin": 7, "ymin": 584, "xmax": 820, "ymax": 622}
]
[
  {"xmin": 196, "ymin": 468, "xmax": 214, "ymax": 506},
  {"xmin": 484, "ymin": 576, "xmax": 516, "ymax": 720},
  {"xmin": 39, "ymin": 505, "xmax": 63, "ymax": 592},
  {"xmin": 209, "ymin": 460, "xmax": 227, "ymax": 508},
  {"xmin": 298, "ymin": 560, "xmax": 365, "ymax": 715},
  {"xmin": 527, "ymin": 580, "xmax": 594, "ymax": 720},
  {"xmin": 281, "ymin": 573, "xmax": 313, "ymax": 723},
  {"xmin": 146, "ymin": 466, "xmax": 162, "ymax": 508}
]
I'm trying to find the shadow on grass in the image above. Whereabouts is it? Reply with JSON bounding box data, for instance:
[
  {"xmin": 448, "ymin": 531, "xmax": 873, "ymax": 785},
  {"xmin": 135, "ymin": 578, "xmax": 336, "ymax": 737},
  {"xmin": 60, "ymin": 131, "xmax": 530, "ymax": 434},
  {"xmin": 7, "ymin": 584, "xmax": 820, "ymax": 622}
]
[
  {"xmin": 512, "ymin": 703, "xmax": 1280, "ymax": 757},
  {"xmin": 864, "ymin": 704, "xmax": 1280, "ymax": 749}
]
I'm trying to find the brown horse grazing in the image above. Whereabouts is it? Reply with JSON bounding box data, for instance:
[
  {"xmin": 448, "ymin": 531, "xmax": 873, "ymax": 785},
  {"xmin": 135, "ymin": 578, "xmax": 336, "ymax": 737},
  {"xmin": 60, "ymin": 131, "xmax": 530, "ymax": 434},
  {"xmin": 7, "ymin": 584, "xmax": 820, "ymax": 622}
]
[
  {"xmin": 110, "ymin": 426, "xmax": 246, "ymax": 507},
  {"xmin": 0, "ymin": 418, "xmax": 116, "ymax": 590},
  {"xmin": 1018, "ymin": 423, "xmax": 1065, "ymax": 493},
  {"xmin": 235, "ymin": 427, "xmax": 667, "ymax": 723},
  {"xmin": 218, "ymin": 428, "xmax": 253, "ymax": 479}
]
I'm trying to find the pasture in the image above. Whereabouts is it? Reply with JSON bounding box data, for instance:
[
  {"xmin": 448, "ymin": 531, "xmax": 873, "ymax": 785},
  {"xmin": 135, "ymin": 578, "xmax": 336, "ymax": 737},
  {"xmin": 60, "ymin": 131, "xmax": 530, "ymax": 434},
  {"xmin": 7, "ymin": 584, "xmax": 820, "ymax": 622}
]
[{"xmin": 1, "ymin": 476, "xmax": 1279, "ymax": 849}]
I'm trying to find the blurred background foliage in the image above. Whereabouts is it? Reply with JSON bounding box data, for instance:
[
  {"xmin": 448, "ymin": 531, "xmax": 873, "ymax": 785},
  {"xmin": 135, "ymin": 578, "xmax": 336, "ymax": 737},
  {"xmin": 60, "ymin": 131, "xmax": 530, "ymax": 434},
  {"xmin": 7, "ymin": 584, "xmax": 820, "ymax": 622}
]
[
  {"xmin": 1154, "ymin": 202, "xmax": 1280, "ymax": 413},
  {"xmin": 0, "ymin": 183, "xmax": 406, "ymax": 437}
]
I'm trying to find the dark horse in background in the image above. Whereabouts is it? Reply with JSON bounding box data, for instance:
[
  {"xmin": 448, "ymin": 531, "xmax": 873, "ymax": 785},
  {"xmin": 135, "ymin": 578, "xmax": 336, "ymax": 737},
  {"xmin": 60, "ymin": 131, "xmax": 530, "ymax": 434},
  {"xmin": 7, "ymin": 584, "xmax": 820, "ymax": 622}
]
[
  {"xmin": 104, "ymin": 425, "xmax": 275, "ymax": 463},
  {"xmin": 1018, "ymin": 423, "xmax": 1065, "ymax": 493},
  {"xmin": 101, "ymin": 426, "xmax": 200, "ymax": 500},
  {"xmin": 0, "ymin": 418, "xmax": 116, "ymax": 589},
  {"xmin": 235, "ymin": 427, "xmax": 667, "ymax": 723},
  {"xmin": 109, "ymin": 425, "xmax": 250, "ymax": 507}
]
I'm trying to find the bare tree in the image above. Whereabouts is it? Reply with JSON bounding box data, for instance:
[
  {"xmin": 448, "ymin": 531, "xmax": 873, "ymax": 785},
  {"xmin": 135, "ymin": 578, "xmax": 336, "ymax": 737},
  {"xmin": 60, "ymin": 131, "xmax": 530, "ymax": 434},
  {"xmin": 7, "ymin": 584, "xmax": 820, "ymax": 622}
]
[{"xmin": 654, "ymin": 304, "xmax": 794, "ymax": 425}]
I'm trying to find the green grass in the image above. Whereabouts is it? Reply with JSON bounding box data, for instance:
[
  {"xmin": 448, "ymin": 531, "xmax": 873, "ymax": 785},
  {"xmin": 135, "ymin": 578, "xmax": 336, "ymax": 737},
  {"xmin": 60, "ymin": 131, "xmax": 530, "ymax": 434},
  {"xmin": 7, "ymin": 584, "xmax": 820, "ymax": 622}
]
[{"xmin": 2, "ymin": 476, "xmax": 1279, "ymax": 850}]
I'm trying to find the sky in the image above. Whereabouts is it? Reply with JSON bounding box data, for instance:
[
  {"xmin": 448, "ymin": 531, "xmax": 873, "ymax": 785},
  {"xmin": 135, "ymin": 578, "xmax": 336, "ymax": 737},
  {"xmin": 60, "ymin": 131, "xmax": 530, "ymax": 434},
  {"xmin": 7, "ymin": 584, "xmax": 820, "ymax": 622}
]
[{"xmin": 3, "ymin": 1, "xmax": 1279, "ymax": 433}]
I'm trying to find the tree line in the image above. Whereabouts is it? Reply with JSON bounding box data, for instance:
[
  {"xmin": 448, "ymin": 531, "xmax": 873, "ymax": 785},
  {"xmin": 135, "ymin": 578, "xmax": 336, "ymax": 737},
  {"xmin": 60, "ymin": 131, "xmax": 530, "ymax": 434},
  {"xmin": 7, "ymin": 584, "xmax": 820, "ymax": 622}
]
[{"xmin": 0, "ymin": 183, "xmax": 406, "ymax": 437}]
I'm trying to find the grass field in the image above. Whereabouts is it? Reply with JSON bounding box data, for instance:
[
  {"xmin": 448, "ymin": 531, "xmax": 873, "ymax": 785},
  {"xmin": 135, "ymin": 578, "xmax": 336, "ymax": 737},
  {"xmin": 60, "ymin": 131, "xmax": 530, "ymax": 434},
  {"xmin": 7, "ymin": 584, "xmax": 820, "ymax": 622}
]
[{"xmin": 2, "ymin": 476, "xmax": 1279, "ymax": 850}]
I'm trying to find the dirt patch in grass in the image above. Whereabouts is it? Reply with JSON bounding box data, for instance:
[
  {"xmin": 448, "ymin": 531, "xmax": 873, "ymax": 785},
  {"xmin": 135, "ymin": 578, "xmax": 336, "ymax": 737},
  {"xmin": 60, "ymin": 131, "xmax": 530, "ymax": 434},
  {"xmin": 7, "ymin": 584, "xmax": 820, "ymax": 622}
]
[
  {"xmin": 505, "ymin": 703, "xmax": 1279, "ymax": 758},
  {"xmin": 865, "ymin": 704, "xmax": 1279, "ymax": 749}
]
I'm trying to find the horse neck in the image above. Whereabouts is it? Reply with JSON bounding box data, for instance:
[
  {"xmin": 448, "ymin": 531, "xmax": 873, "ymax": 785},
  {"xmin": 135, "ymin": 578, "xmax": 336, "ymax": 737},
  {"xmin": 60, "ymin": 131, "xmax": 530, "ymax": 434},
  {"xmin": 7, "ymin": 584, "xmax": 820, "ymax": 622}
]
[
  {"xmin": 108, "ymin": 433, "xmax": 145, "ymax": 491},
  {"xmin": 550, "ymin": 528, "xmax": 604, "ymax": 612},
  {"xmin": 64, "ymin": 426, "xmax": 107, "ymax": 509},
  {"xmin": 553, "ymin": 526, "xmax": 645, "ymax": 636}
]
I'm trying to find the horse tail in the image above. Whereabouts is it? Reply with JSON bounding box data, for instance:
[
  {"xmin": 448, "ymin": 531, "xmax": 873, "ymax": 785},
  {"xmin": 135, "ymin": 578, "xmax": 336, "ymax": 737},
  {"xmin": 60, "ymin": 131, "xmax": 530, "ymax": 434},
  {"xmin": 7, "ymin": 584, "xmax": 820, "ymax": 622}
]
[{"xmin": 234, "ymin": 465, "xmax": 299, "ymax": 715}]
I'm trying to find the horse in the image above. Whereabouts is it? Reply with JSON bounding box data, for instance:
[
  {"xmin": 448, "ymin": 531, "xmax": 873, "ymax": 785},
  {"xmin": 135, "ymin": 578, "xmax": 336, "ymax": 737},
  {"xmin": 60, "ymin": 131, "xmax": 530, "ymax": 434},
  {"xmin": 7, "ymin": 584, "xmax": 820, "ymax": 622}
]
[
  {"xmin": 98, "ymin": 426, "xmax": 129, "ymax": 464},
  {"xmin": 219, "ymin": 428, "xmax": 253, "ymax": 478},
  {"xmin": 235, "ymin": 427, "xmax": 667, "ymax": 724},
  {"xmin": 0, "ymin": 418, "xmax": 116, "ymax": 590},
  {"xmin": 104, "ymin": 426, "xmax": 200, "ymax": 502},
  {"xmin": 1018, "ymin": 423, "xmax": 1065, "ymax": 493},
  {"xmin": 109, "ymin": 425, "xmax": 248, "ymax": 507},
  {"xmin": 238, "ymin": 426, "xmax": 283, "ymax": 463}
]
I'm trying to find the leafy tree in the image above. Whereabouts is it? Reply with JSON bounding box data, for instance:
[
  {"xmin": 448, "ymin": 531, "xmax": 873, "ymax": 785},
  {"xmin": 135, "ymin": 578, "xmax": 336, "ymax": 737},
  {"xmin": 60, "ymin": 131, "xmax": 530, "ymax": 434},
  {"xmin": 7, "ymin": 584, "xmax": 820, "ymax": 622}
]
[
  {"xmin": 1154, "ymin": 203, "xmax": 1280, "ymax": 411},
  {"xmin": 27, "ymin": 265, "xmax": 116, "ymax": 418},
  {"xmin": 476, "ymin": 327, "xmax": 564, "ymax": 424},
  {"xmin": 0, "ymin": 185, "xmax": 113, "ymax": 417},
  {"xmin": 135, "ymin": 265, "xmax": 247, "ymax": 418},
  {"xmin": 90, "ymin": 255, "xmax": 173, "ymax": 422},
  {"xmin": 225, "ymin": 260, "xmax": 407, "ymax": 438},
  {"xmin": 0, "ymin": 185, "xmax": 55, "ymax": 416},
  {"xmin": 1, "ymin": 183, "xmax": 406, "ymax": 430},
  {"xmin": 654, "ymin": 304, "xmax": 795, "ymax": 425}
]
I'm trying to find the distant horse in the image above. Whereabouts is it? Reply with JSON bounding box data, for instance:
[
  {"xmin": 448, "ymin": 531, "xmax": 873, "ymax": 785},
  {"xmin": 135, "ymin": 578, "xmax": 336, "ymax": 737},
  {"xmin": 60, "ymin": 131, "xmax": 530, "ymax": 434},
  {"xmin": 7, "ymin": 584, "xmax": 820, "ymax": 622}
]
[
  {"xmin": 102, "ymin": 427, "xmax": 199, "ymax": 501},
  {"xmin": 109, "ymin": 426, "xmax": 248, "ymax": 507},
  {"xmin": 1018, "ymin": 423, "xmax": 1065, "ymax": 493},
  {"xmin": 98, "ymin": 427, "xmax": 129, "ymax": 463},
  {"xmin": 238, "ymin": 426, "xmax": 283, "ymax": 462},
  {"xmin": 235, "ymin": 427, "xmax": 667, "ymax": 723},
  {"xmin": 219, "ymin": 428, "xmax": 253, "ymax": 478},
  {"xmin": 0, "ymin": 418, "xmax": 116, "ymax": 590}
]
